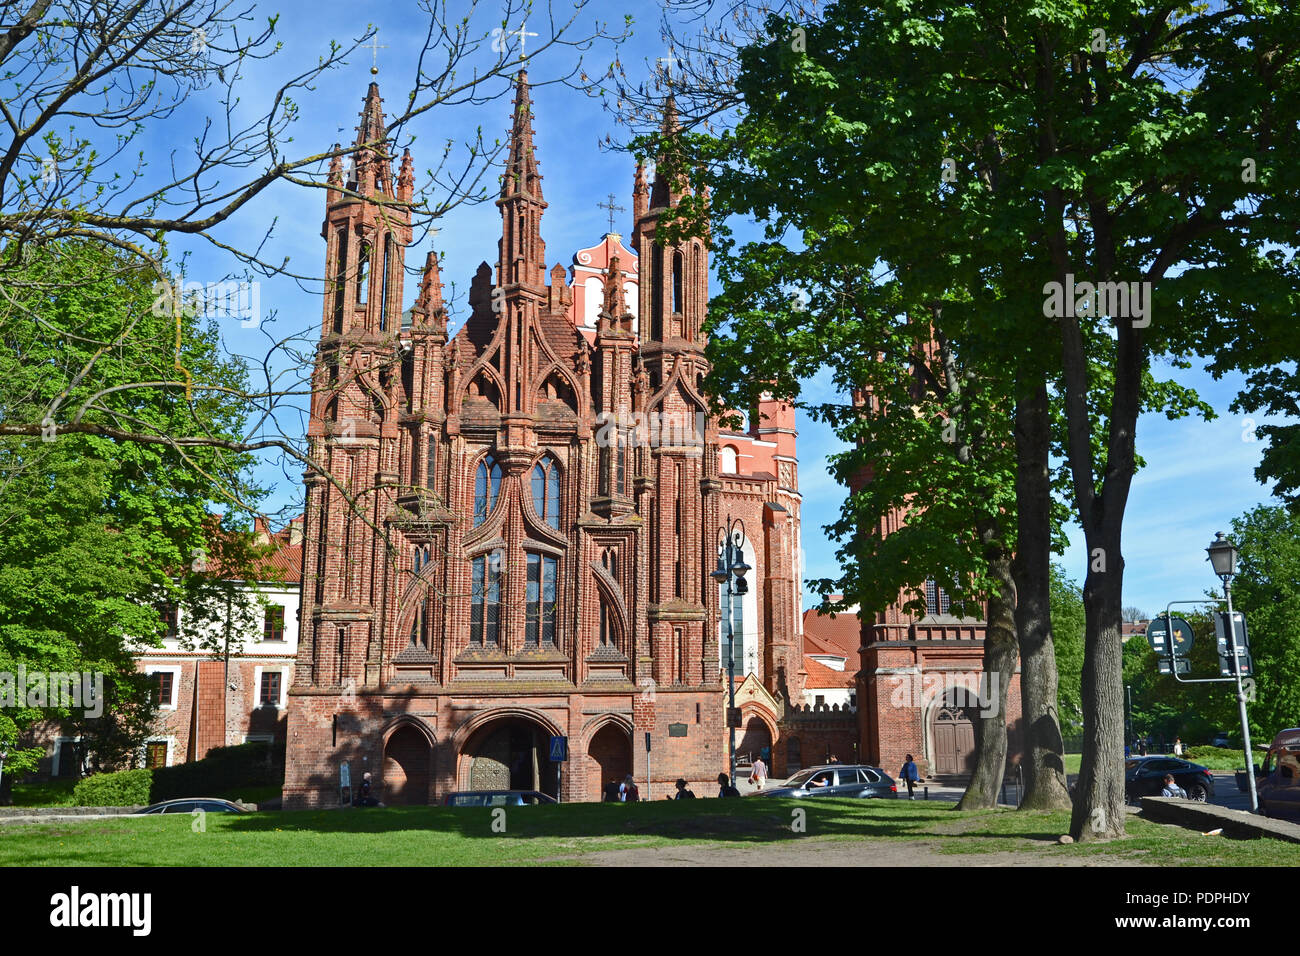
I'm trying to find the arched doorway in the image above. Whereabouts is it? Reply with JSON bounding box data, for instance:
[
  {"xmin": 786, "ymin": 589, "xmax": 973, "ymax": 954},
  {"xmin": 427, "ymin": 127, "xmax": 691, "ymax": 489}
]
[
  {"xmin": 587, "ymin": 722, "xmax": 632, "ymax": 801},
  {"xmin": 737, "ymin": 715, "xmax": 773, "ymax": 769},
  {"xmin": 383, "ymin": 724, "xmax": 433, "ymax": 804},
  {"xmin": 462, "ymin": 716, "xmax": 559, "ymax": 798},
  {"xmin": 931, "ymin": 700, "xmax": 976, "ymax": 775}
]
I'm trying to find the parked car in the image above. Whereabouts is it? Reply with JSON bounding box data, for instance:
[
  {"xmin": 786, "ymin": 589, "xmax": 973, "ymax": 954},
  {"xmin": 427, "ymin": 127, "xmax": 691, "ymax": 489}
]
[
  {"xmin": 1254, "ymin": 728, "xmax": 1300, "ymax": 820},
  {"xmin": 1125, "ymin": 756, "xmax": 1214, "ymax": 802},
  {"xmin": 1211, "ymin": 731, "xmax": 1232, "ymax": 748},
  {"xmin": 138, "ymin": 798, "xmax": 251, "ymax": 814},
  {"xmin": 753, "ymin": 764, "xmax": 898, "ymax": 799},
  {"xmin": 442, "ymin": 790, "xmax": 557, "ymax": 807}
]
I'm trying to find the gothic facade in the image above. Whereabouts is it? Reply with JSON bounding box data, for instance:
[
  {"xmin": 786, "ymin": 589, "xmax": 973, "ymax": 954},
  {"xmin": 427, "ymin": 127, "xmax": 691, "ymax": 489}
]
[{"xmin": 282, "ymin": 77, "xmax": 804, "ymax": 806}]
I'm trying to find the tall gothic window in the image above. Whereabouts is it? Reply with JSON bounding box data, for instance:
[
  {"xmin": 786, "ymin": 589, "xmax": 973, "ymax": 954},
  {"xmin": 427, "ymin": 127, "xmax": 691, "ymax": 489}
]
[
  {"xmin": 356, "ymin": 241, "xmax": 370, "ymax": 304},
  {"xmin": 379, "ymin": 235, "xmax": 392, "ymax": 331},
  {"xmin": 470, "ymin": 554, "xmax": 501, "ymax": 645},
  {"xmin": 672, "ymin": 249, "xmax": 684, "ymax": 314},
  {"xmin": 525, "ymin": 553, "xmax": 557, "ymax": 645},
  {"xmin": 531, "ymin": 455, "xmax": 561, "ymax": 529},
  {"xmin": 473, "ymin": 455, "xmax": 502, "ymax": 527}
]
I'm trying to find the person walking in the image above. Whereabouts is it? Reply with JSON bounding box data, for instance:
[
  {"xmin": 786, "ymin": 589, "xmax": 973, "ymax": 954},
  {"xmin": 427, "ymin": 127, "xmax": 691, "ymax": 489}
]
[
  {"xmin": 674, "ymin": 778, "xmax": 696, "ymax": 799},
  {"xmin": 750, "ymin": 755, "xmax": 768, "ymax": 791},
  {"xmin": 716, "ymin": 772, "xmax": 740, "ymax": 798},
  {"xmin": 899, "ymin": 754, "xmax": 920, "ymax": 800},
  {"xmin": 1173, "ymin": 736, "xmax": 1184, "ymax": 756}
]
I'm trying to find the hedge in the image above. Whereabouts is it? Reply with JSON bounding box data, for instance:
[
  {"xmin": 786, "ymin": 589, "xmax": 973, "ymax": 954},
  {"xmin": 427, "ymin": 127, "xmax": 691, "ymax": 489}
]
[
  {"xmin": 70, "ymin": 740, "xmax": 285, "ymax": 806},
  {"xmin": 72, "ymin": 768, "xmax": 153, "ymax": 806}
]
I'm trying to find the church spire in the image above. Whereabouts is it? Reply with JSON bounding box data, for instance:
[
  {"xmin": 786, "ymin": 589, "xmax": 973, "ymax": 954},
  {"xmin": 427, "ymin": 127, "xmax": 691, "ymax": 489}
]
[
  {"xmin": 649, "ymin": 96, "xmax": 686, "ymax": 210},
  {"xmin": 352, "ymin": 82, "xmax": 394, "ymax": 198},
  {"xmin": 496, "ymin": 69, "xmax": 548, "ymax": 288},
  {"xmin": 501, "ymin": 70, "xmax": 543, "ymax": 202}
]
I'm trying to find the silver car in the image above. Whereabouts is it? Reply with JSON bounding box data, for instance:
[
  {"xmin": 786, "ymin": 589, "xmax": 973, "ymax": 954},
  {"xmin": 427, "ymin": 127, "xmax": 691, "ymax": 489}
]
[{"xmin": 754, "ymin": 764, "xmax": 899, "ymax": 799}]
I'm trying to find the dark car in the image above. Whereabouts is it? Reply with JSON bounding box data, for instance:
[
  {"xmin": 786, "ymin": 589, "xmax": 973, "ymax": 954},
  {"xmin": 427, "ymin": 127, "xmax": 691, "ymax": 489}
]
[
  {"xmin": 138, "ymin": 798, "xmax": 251, "ymax": 814},
  {"xmin": 753, "ymin": 764, "xmax": 898, "ymax": 799},
  {"xmin": 1255, "ymin": 728, "xmax": 1300, "ymax": 820},
  {"xmin": 442, "ymin": 790, "xmax": 557, "ymax": 807},
  {"xmin": 1125, "ymin": 756, "xmax": 1214, "ymax": 802}
]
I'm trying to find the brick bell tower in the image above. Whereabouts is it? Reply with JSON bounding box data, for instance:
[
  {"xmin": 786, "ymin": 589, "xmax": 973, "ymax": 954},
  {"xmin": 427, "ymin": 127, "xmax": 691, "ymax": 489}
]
[
  {"xmin": 285, "ymin": 83, "xmax": 414, "ymax": 805},
  {"xmin": 632, "ymin": 96, "xmax": 719, "ymax": 696}
]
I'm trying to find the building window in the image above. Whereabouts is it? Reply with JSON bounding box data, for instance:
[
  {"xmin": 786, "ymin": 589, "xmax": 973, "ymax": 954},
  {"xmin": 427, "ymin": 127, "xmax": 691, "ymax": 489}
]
[
  {"xmin": 924, "ymin": 578, "xmax": 951, "ymax": 616},
  {"xmin": 470, "ymin": 553, "xmax": 501, "ymax": 646},
  {"xmin": 56, "ymin": 740, "xmax": 83, "ymax": 778},
  {"xmin": 356, "ymin": 240, "xmax": 370, "ymax": 304},
  {"xmin": 379, "ymin": 234, "xmax": 392, "ymax": 331},
  {"xmin": 145, "ymin": 742, "xmax": 168, "ymax": 769},
  {"xmin": 413, "ymin": 544, "xmax": 431, "ymax": 574},
  {"xmin": 525, "ymin": 553, "xmax": 558, "ymax": 645},
  {"xmin": 158, "ymin": 603, "xmax": 178, "ymax": 640},
  {"xmin": 531, "ymin": 455, "xmax": 561, "ymax": 529},
  {"xmin": 599, "ymin": 597, "xmax": 615, "ymax": 647},
  {"xmin": 473, "ymin": 455, "xmax": 502, "ymax": 527},
  {"xmin": 259, "ymin": 671, "xmax": 282, "ymax": 708},
  {"xmin": 720, "ymin": 445, "xmax": 738, "ymax": 473},
  {"xmin": 152, "ymin": 671, "xmax": 174, "ymax": 708},
  {"xmin": 672, "ymin": 249, "xmax": 684, "ymax": 314},
  {"xmin": 263, "ymin": 605, "xmax": 285, "ymax": 642},
  {"xmin": 408, "ymin": 599, "xmax": 429, "ymax": 648}
]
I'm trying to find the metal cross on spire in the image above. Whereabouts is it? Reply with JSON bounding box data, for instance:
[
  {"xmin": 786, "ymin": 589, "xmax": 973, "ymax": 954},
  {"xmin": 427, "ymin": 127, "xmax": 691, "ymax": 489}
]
[
  {"xmin": 597, "ymin": 193, "xmax": 625, "ymax": 233},
  {"xmin": 510, "ymin": 21, "xmax": 539, "ymax": 60},
  {"xmin": 364, "ymin": 32, "xmax": 387, "ymax": 75}
]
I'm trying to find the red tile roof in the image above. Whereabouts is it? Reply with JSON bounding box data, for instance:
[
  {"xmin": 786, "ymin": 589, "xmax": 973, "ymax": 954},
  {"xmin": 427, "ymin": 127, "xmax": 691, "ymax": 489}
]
[
  {"xmin": 802, "ymin": 604, "xmax": 862, "ymax": 659},
  {"xmin": 803, "ymin": 656, "xmax": 856, "ymax": 689}
]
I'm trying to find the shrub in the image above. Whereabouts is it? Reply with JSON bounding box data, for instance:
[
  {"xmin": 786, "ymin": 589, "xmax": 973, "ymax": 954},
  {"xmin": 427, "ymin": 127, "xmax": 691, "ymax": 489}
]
[
  {"xmin": 72, "ymin": 768, "xmax": 153, "ymax": 806},
  {"xmin": 149, "ymin": 740, "xmax": 284, "ymax": 802},
  {"xmin": 68, "ymin": 741, "xmax": 285, "ymax": 806}
]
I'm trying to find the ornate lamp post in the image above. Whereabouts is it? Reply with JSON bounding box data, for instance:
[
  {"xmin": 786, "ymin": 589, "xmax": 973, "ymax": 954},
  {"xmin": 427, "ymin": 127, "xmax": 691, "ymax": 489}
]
[
  {"xmin": 1206, "ymin": 532, "xmax": 1258, "ymax": 813},
  {"xmin": 712, "ymin": 517, "xmax": 750, "ymax": 787}
]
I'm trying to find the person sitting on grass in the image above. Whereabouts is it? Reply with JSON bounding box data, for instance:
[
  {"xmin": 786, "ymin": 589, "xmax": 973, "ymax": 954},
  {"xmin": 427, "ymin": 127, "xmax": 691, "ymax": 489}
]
[
  {"xmin": 716, "ymin": 772, "xmax": 740, "ymax": 798},
  {"xmin": 674, "ymin": 778, "xmax": 696, "ymax": 799}
]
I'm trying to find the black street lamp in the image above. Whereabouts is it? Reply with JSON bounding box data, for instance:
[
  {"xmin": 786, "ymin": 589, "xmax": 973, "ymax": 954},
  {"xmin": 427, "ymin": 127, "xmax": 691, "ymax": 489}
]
[
  {"xmin": 1206, "ymin": 531, "xmax": 1258, "ymax": 813},
  {"xmin": 712, "ymin": 517, "xmax": 749, "ymax": 787}
]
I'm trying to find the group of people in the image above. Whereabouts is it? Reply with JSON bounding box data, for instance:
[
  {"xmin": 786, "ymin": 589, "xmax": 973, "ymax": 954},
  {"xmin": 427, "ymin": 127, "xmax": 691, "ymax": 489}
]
[{"xmin": 1124, "ymin": 735, "xmax": 1184, "ymax": 758}]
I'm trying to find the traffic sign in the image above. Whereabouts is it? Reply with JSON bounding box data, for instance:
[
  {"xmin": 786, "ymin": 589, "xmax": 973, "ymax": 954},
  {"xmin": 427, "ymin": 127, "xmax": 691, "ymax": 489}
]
[
  {"xmin": 548, "ymin": 735, "xmax": 568, "ymax": 762},
  {"xmin": 726, "ymin": 707, "xmax": 742, "ymax": 729},
  {"xmin": 1146, "ymin": 615, "xmax": 1195, "ymax": 657},
  {"xmin": 1157, "ymin": 656, "xmax": 1191, "ymax": 676}
]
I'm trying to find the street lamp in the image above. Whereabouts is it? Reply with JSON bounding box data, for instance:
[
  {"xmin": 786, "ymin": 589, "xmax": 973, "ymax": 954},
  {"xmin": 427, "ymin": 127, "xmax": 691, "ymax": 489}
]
[
  {"xmin": 712, "ymin": 517, "xmax": 748, "ymax": 787},
  {"xmin": 1206, "ymin": 531, "xmax": 1258, "ymax": 813}
]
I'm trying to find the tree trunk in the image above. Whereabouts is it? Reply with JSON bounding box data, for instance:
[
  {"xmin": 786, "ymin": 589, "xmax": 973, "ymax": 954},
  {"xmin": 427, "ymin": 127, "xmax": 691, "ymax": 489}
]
[
  {"xmin": 1013, "ymin": 382, "xmax": 1072, "ymax": 810},
  {"xmin": 1070, "ymin": 530, "xmax": 1128, "ymax": 840},
  {"xmin": 957, "ymin": 534, "xmax": 1017, "ymax": 810}
]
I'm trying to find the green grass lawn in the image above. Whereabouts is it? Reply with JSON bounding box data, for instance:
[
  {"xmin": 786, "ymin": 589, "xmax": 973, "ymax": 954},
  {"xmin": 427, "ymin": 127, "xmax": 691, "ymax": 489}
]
[{"xmin": 2, "ymin": 797, "xmax": 1294, "ymax": 867}]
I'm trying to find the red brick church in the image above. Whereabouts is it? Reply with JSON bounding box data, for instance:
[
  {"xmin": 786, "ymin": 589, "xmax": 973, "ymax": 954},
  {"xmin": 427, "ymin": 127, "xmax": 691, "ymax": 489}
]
[{"xmin": 282, "ymin": 76, "xmax": 806, "ymax": 806}]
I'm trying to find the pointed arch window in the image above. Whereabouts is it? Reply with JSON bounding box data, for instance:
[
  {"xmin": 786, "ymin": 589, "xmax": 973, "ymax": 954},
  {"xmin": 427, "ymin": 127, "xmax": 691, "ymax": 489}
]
[
  {"xmin": 672, "ymin": 249, "xmax": 684, "ymax": 314},
  {"xmin": 599, "ymin": 595, "xmax": 616, "ymax": 647},
  {"xmin": 531, "ymin": 454, "xmax": 561, "ymax": 529},
  {"xmin": 470, "ymin": 553, "xmax": 501, "ymax": 646},
  {"xmin": 473, "ymin": 455, "xmax": 502, "ymax": 527},
  {"xmin": 356, "ymin": 241, "xmax": 371, "ymax": 304},
  {"xmin": 525, "ymin": 553, "xmax": 558, "ymax": 645}
]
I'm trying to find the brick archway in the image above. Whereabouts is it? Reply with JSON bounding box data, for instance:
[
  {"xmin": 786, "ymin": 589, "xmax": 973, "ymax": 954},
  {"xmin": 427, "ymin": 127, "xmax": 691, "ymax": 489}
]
[
  {"xmin": 458, "ymin": 711, "xmax": 563, "ymax": 799},
  {"xmin": 382, "ymin": 723, "xmax": 434, "ymax": 805},
  {"xmin": 586, "ymin": 721, "xmax": 632, "ymax": 801}
]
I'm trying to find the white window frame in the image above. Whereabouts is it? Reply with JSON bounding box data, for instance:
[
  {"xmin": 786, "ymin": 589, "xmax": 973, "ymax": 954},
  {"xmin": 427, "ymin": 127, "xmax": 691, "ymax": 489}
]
[
  {"xmin": 144, "ymin": 664, "xmax": 181, "ymax": 710},
  {"xmin": 252, "ymin": 665, "xmax": 289, "ymax": 710},
  {"xmin": 52, "ymin": 736, "xmax": 83, "ymax": 778},
  {"xmin": 141, "ymin": 737, "xmax": 173, "ymax": 769}
]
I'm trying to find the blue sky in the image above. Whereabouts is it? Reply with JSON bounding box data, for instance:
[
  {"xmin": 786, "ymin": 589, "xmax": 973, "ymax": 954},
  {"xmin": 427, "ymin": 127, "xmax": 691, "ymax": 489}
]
[{"xmin": 155, "ymin": 0, "xmax": 1289, "ymax": 617}]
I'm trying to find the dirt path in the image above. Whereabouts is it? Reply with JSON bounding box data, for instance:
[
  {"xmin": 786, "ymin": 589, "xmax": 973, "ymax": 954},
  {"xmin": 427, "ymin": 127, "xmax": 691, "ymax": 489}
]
[{"xmin": 549, "ymin": 837, "xmax": 1149, "ymax": 867}]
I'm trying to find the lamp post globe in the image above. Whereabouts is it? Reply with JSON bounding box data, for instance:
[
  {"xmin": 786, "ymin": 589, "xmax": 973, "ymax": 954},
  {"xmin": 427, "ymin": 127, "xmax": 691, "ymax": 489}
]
[{"xmin": 1206, "ymin": 532, "xmax": 1238, "ymax": 580}]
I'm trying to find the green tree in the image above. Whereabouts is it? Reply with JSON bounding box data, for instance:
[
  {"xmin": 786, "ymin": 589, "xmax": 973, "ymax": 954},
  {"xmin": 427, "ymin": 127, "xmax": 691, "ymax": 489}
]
[
  {"xmin": 0, "ymin": 241, "xmax": 265, "ymax": 793},
  {"xmin": 669, "ymin": 0, "xmax": 1297, "ymax": 840},
  {"xmin": 1051, "ymin": 565, "xmax": 1086, "ymax": 736},
  {"xmin": 1223, "ymin": 505, "xmax": 1300, "ymax": 745}
]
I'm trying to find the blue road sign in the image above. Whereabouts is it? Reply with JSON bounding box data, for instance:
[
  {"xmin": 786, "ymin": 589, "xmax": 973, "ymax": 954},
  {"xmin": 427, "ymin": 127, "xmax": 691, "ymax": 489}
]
[{"xmin": 549, "ymin": 735, "xmax": 568, "ymax": 762}]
